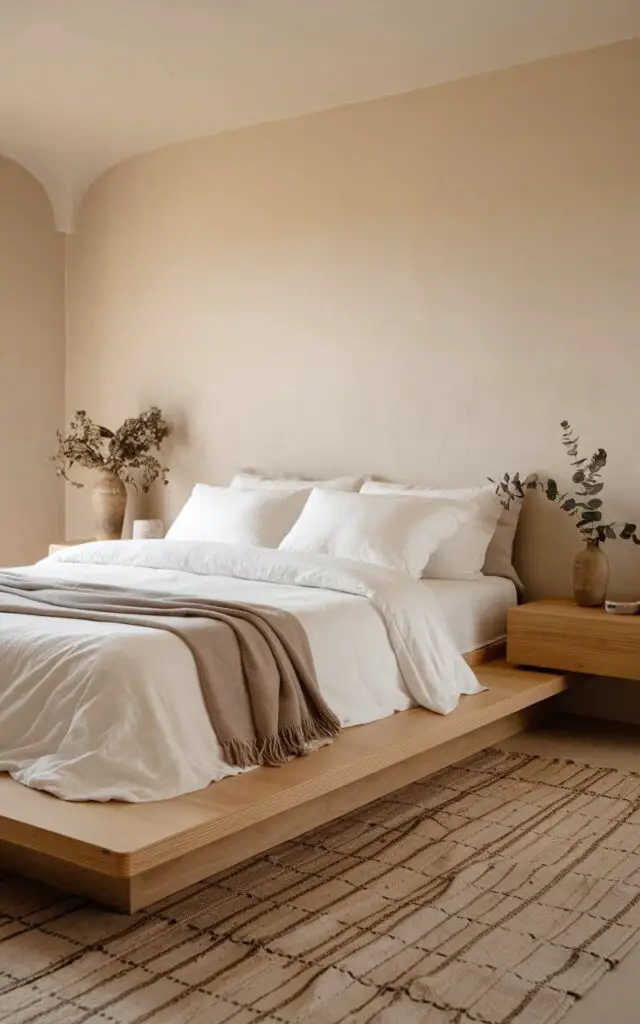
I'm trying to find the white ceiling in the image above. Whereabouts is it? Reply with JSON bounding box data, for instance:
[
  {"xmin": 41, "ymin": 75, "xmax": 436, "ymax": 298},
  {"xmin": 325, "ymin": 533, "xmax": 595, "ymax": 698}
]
[{"xmin": 1, "ymin": 0, "xmax": 639, "ymax": 231}]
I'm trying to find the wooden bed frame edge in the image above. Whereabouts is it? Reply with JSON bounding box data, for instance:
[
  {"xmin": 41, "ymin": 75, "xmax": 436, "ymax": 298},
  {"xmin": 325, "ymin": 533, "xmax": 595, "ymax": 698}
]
[
  {"xmin": 128, "ymin": 701, "xmax": 552, "ymax": 912},
  {"xmin": 0, "ymin": 653, "xmax": 568, "ymax": 914}
]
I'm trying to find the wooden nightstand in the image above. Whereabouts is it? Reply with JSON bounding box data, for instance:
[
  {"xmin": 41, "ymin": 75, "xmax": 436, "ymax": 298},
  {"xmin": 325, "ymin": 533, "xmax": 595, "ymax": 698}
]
[
  {"xmin": 49, "ymin": 540, "xmax": 93, "ymax": 556},
  {"xmin": 507, "ymin": 598, "xmax": 640, "ymax": 680}
]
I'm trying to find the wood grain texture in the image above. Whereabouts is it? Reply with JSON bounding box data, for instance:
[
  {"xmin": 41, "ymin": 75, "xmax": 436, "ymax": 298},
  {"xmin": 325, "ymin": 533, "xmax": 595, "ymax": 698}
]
[
  {"xmin": 0, "ymin": 660, "xmax": 569, "ymax": 910},
  {"xmin": 0, "ymin": 839, "xmax": 133, "ymax": 911},
  {"xmin": 508, "ymin": 598, "xmax": 640, "ymax": 680},
  {"xmin": 464, "ymin": 639, "xmax": 506, "ymax": 667},
  {"xmin": 130, "ymin": 703, "xmax": 552, "ymax": 912}
]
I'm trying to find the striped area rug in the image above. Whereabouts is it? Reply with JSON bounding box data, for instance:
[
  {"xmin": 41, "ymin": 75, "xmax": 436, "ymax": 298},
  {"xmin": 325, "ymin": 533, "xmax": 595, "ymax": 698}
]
[{"xmin": 2, "ymin": 748, "xmax": 640, "ymax": 1023}]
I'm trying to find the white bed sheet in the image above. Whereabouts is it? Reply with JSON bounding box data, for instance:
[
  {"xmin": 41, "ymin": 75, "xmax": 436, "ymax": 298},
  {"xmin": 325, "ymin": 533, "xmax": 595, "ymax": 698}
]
[
  {"xmin": 0, "ymin": 541, "xmax": 483, "ymax": 803},
  {"xmin": 423, "ymin": 576, "xmax": 517, "ymax": 655}
]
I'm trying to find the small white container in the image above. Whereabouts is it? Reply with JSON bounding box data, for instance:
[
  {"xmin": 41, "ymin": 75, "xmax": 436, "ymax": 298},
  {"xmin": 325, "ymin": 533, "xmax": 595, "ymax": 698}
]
[
  {"xmin": 604, "ymin": 600, "xmax": 640, "ymax": 615},
  {"xmin": 132, "ymin": 518, "xmax": 164, "ymax": 540}
]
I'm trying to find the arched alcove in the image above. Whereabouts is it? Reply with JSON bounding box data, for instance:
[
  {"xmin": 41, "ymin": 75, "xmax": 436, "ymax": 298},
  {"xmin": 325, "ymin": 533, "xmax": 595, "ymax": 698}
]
[{"xmin": 0, "ymin": 155, "xmax": 66, "ymax": 564}]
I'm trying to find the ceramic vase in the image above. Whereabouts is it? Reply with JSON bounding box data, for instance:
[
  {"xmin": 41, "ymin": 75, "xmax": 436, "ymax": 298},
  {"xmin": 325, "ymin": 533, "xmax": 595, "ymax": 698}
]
[
  {"xmin": 92, "ymin": 473, "xmax": 127, "ymax": 540},
  {"xmin": 573, "ymin": 538, "xmax": 608, "ymax": 607}
]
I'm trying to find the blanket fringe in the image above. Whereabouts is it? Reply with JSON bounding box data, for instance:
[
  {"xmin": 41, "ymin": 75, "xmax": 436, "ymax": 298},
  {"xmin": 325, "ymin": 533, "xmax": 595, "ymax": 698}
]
[{"xmin": 223, "ymin": 710, "xmax": 342, "ymax": 769}]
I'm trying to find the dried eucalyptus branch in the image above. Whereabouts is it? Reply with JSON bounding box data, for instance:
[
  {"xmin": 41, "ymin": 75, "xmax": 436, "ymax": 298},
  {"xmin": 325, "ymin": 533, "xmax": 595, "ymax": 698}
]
[
  {"xmin": 489, "ymin": 420, "xmax": 640, "ymax": 546},
  {"xmin": 53, "ymin": 407, "xmax": 170, "ymax": 492}
]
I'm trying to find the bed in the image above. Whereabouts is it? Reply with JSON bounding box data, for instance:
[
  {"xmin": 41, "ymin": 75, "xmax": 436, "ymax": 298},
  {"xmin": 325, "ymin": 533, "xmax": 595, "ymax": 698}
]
[
  {"xmin": 0, "ymin": 537, "xmax": 564, "ymax": 912},
  {"xmin": 0, "ymin": 541, "xmax": 514, "ymax": 803}
]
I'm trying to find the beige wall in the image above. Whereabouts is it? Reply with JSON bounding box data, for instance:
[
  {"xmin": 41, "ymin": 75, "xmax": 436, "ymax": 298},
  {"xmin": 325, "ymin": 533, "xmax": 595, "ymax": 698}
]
[
  {"xmin": 66, "ymin": 39, "xmax": 640, "ymax": 599},
  {"xmin": 0, "ymin": 156, "xmax": 65, "ymax": 566}
]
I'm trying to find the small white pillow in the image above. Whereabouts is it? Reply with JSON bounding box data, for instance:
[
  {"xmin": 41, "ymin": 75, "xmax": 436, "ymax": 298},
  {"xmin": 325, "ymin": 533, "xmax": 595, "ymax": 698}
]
[
  {"xmin": 279, "ymin": 488, "xmax": 469, "ymax": 576},
  {"xmin": 166, "ymin": 484, "xmax": 310, "ymax": 547},
  {"xmin": 361, "ymin": 481, "xmax": 503, "ymax": 580},
  {"xmin": 231, "ymin": 471, "xmax": 364, "ymax": 492}
]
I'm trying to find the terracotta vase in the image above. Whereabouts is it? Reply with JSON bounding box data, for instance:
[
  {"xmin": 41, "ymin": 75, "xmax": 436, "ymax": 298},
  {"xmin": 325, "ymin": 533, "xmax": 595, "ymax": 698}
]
[
  {"xmin": 573, "ymin": 538, "xmax": 609, "ymax": 607},
  {"xmin": 92, "ymin": 473, "xmax": 127, "ymax": 540}
]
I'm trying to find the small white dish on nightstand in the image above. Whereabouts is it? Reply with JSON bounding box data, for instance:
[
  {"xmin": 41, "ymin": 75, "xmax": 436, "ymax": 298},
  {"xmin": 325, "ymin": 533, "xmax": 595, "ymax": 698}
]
[{"xmin": 604, "ymin": 600, "xmax": 640, "ymax": 615}]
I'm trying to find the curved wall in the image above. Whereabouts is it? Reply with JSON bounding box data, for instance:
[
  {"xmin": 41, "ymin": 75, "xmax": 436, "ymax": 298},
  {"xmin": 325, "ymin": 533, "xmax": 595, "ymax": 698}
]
[
  {"xmin": 0, "ymin": 156, "xmax": 65, "ymax": 564},
  {"xmin": 66, "ymin": 40, "xmax": 640, "ymax": 597}
]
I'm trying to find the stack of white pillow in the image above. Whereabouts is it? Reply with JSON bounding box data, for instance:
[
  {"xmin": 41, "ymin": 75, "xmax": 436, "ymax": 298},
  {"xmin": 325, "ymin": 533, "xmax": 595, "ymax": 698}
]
[{"xmin": 166, "ymin": 470, "xmax": 521, "ymax": 586}]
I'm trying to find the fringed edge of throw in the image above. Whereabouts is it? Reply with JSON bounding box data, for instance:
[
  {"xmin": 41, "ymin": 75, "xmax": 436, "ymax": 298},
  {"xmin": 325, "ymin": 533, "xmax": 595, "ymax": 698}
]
[{"xmin": 223, "ymin": 709, "xmax": 342, "ymax": 769}]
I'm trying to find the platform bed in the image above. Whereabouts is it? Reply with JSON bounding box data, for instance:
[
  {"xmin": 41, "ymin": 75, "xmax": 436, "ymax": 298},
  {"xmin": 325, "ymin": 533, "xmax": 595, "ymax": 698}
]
[{"xmin": 0, "ymin": 645, "xmax": 570, "ymax": 913}]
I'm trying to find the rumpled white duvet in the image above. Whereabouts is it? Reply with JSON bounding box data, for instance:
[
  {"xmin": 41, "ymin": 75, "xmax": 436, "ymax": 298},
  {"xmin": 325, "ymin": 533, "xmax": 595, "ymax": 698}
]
[{"xmin": 0, "ymin": 540, "xmax": 482, "ymax": 802}]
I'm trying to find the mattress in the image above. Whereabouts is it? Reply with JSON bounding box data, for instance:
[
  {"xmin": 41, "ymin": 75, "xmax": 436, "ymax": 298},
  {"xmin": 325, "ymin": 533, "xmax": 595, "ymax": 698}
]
[{"xmin": 423, "ymin": 576, "xmax": 518, "ymax": 655}]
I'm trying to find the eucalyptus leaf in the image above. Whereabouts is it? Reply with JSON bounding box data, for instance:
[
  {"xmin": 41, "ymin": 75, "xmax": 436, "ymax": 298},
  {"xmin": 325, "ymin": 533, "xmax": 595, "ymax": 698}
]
[
  {"xmin": 589, "ymin": 450, "xmax": 607, "ymax": 473},
  {"xmin": 491, "ymin": 420, "xmax": 639, "ymax": 550},
  {"xmin": 545, "ymin": 480, "xmax": 558, "ymax": 501}
]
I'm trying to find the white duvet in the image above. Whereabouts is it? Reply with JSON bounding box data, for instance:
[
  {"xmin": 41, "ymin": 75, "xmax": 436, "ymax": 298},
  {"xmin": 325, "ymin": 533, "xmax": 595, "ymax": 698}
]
[{"xmin": 0, "ymin": 540, "xmax": 482, "ymax": 802}]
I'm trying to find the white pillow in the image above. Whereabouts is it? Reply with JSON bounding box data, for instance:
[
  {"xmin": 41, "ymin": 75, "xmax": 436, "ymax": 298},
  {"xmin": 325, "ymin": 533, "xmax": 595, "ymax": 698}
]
[
  {"xmin": 361, "ymin": 481, "xmax": 503, "ymax": 580},
  {"xmin": 166, "ymin": 484, "xmax": 310, "ymax": 547},
  {"xmin": 417, "ymin": 484, "xmax": 522, "ymax": 587},
  {"xmin": 231, "ymin": 470, "xmax": 364, "ymax": 492},
  {"xmin": 279, "ymin": 488, "xmax": 470, "ymax": 576}
]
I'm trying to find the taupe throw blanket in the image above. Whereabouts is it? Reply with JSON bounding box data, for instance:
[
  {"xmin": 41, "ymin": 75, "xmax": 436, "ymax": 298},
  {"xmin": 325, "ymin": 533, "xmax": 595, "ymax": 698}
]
[{"xmin": 0, "ymin": 572, "xmax": 341, "ymax": 769}]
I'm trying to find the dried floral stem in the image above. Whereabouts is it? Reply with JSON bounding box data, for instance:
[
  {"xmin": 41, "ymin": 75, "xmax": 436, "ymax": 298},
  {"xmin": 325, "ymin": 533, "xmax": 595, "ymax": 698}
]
[{"xmin": 53, "ymin": 407, "xmax": 170, "ymax": 492}]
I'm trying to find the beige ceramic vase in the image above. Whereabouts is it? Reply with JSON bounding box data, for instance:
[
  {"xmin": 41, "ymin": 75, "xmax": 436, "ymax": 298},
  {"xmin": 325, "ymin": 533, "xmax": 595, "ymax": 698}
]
[
  {"xmin": 92, "ymin": 472, "xmax": 127, "ymax": 540},
  {"xmin": 573, "ymin": 538, "xmax": 609, "ymax": 607}
]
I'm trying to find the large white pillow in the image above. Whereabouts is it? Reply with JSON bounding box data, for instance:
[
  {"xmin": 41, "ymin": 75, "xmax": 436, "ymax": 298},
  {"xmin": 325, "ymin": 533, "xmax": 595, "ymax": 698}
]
[
  {"xmin": 361, "ymin": 480, "xmax": 503, "ymax": 580},
  {"xmin": 279, "ymin": 488, "xmax": 470, "ymax": 576},
  {"xmin": 166, "ymin": 484, "xmax": 310, "ymax": 547},
  {"xmin": 231, "ymin": 470, "xmax": 364, "ymax": 492},
  {"xmin": 418, "ymin": 484, "xmax": 522, "ymax": 586},
  {"xmin": 362, "ymin": 480, "xmax": 521, "ymax": 586}
]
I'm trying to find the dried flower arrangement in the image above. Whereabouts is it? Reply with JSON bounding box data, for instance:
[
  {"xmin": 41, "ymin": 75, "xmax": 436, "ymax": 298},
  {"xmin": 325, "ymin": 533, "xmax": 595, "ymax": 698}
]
[
  {"xmin": 53, "ymin": 407, "xmax": 170, "ymax": 491},
  {"xmin": 490, "ymin": 420, "xmax": 639, "ymax": 545}
]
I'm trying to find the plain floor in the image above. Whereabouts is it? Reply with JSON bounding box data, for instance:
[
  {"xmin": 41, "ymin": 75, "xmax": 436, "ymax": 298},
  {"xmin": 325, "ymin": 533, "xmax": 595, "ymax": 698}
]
[{"xmin": 498, "ymin": 716, "xmax": 640, "ymax": 1024}]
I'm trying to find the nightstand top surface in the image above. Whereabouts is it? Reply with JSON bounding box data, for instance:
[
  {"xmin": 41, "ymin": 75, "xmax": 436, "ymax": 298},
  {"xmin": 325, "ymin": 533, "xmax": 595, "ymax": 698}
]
[{"xmin": 512, "ymin": 598, "xmax": 640, "ymax": 620}]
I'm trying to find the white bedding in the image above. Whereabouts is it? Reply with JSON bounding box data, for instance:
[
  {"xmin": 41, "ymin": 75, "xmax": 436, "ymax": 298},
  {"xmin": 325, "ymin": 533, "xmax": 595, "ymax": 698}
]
[
  {"xmin": 0, "ymin": 540, "xmax": 482, "ymax": 802},
  {"xmin": 423, "ymin": 576, "xmax": 517, "ymax": 655}
]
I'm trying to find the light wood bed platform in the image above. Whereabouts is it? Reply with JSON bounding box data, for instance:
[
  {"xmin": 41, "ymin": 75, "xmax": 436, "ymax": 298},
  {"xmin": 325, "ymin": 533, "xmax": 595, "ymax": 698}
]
[{"xmin": 0, "ymin": 650, "xmax": 569, "ymax": 913}]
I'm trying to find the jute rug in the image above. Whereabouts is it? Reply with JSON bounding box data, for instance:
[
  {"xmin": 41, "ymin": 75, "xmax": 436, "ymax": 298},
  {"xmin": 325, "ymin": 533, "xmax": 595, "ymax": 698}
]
[{"xmin": 3, "ymin": 748, "xmax": 640, "ymax": 1024}]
